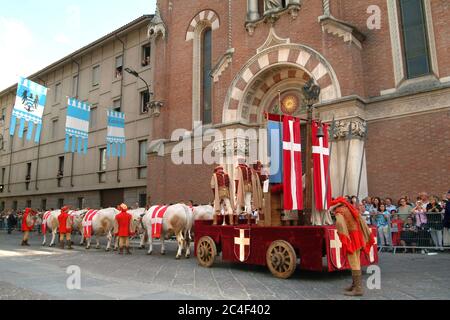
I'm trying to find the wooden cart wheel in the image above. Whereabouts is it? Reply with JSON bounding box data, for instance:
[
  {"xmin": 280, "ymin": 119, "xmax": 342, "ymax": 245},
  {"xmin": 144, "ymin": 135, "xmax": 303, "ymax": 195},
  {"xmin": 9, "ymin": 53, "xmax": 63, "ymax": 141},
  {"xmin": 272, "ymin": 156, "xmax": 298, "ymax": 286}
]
[
  {"xmin": 266, "ymin": 240, "xmax": 297, "ymax": 279},
  {"xmin": 197, "ymin": 236, "xmax": 217, "ymax": 268}
]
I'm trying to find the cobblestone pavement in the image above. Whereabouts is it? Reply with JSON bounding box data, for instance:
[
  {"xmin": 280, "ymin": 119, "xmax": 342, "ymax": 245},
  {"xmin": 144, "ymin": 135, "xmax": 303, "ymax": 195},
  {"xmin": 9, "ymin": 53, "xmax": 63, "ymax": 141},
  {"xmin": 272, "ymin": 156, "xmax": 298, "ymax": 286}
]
[{"xmin": 0, "ymin": 231, "xmax": 449, "ymax": 300}]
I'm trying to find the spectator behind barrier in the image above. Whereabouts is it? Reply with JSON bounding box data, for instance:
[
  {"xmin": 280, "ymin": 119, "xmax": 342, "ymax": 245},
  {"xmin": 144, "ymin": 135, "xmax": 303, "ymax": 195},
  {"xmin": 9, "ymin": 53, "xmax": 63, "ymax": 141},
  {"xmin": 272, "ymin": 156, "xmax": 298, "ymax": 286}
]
[
  {"xmin": 400, "ymin": 216, "xmax": 418, "ymax": 253},
  {"xmin": 390, "ymin": 210, "xmax": 403, "ymax": 247},
  {"xmin": 375, "ymin": 204, "xmax": 391, "ymax": 247}
]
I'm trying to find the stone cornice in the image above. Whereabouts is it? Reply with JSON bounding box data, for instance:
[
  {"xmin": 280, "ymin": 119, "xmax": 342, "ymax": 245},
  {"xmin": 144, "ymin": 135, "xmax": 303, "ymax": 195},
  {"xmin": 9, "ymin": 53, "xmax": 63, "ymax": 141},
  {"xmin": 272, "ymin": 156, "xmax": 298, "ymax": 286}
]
[{"xmin": 319, "ymin": 15, "xmax": 366, "ymax": 49}]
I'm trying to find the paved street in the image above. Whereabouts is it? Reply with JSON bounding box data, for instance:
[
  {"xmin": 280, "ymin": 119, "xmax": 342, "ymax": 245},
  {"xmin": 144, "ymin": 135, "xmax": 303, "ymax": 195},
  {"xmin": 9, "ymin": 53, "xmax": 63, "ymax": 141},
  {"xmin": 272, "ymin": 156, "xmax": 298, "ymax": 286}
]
[{"xmin": 0, "ymin": 231, "xmax": 449, "ymax": 300}]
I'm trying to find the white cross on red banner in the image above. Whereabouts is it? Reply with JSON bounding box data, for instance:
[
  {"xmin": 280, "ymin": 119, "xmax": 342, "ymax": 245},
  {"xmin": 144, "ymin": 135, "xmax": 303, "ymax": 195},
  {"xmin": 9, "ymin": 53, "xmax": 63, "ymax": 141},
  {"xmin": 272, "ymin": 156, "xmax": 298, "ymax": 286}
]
[
  {"xmin": 283, "ymin": 116, "xmax": 303, "ymax": 211},
  {"xmin": 312, "ymin": 121, "xmax": 332, "ymax": 211}
]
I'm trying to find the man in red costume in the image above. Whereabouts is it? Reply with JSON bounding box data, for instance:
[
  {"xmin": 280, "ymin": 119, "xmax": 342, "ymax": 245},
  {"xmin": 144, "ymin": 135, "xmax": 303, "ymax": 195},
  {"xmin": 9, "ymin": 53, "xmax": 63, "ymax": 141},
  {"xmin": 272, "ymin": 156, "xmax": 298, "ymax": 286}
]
[
  {"xmin": 211, "ymin": 166, "xmax": 234, "ymax": 225},
  {"xmin": 114, "ymin": 204, "xmax": 134, "ymax": 255},
  {"xmin": 21, "ymin": 208, "xmax": 37, "ymax": 246},
  {"xmin": 329, "ymin": 197, "xmax": 375, "ymax": 297},
  {"xmin": 58, "ymin": 206, "xmax": 73, "ymax": 250}
]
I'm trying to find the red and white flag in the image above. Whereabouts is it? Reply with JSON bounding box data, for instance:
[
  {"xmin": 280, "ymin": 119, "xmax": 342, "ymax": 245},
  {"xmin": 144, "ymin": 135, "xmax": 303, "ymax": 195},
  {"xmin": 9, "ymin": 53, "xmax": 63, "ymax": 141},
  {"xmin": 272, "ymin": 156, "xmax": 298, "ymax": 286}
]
[
  {"xmin": 149, "ymin": 205, "xmax": 169, "ymax": 239},
  {"xmin": 41, "ymin": 211, "xmax": 52, "ymax": 234},
  {"xmin": 283, "ymin": 116, "xmax": 303, "ymax": 211},
  {"xmin": 312, "ymin": 121, "xmax": 332, "ymax": 211},
  {"xmin": 82, "ymin": 209, "xmax": 98, "ymax": 239}
]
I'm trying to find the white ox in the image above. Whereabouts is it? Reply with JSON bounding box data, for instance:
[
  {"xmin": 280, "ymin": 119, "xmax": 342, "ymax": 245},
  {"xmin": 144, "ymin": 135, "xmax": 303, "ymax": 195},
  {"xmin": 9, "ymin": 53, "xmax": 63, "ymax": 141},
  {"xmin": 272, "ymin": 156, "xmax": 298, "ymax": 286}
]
[
  {"xmin": 81, "ymin": 208, "xmax": 119, "ymax": 251},
  {"xmin": 141, "ymin": 204, "xmax": 194, "ymax": 259},
  {"xmin": 190, "ymin": 205, "xmax": 214, "ymax": 237}
]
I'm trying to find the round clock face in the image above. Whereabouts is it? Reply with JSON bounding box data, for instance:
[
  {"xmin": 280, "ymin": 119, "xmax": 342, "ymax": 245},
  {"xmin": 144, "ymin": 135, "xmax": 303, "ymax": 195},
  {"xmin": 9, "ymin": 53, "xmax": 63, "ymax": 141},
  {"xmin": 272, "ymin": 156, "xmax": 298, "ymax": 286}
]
[{"xmin": 281, "ymin": 95, "xmax": 299, "ymax": 115}]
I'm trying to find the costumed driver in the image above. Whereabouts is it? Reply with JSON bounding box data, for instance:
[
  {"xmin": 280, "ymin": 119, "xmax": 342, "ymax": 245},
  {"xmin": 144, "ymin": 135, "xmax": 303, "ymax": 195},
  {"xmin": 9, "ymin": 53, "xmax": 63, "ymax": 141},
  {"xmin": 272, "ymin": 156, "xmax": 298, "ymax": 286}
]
[
  {"xmin": 114, "ymin": 204, "xmax": 134, "ymax": 255},
  {"xmin": 58, "ymin": 206, "xmax": 73, "ymax": 250},
  {"xmin": 329, "ymin": 197, "xmax": 375, "ymax": 297},
  {"xmin": 21, "ymin": 208, "xmax": 37, "ymax": 246},
  {"xmin": 251, "ymin": 161, "xmax": 268, "ymax": 222},
  {"xmin": 211, "ymin": 166, "xmax": 234, "ymax": 226}
]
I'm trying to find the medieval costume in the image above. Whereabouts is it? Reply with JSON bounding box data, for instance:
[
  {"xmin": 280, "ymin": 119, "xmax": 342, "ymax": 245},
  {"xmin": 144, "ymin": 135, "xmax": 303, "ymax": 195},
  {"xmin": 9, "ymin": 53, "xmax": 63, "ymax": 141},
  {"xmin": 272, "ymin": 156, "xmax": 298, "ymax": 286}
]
[
  {"xmin": 211, "ymin": 166, "xmax": 234, "ymax": 225},
  {"xmin": 235, "ymin": 162, "xmax": 254, "ymax": 222},
  {"xmin": 251, "ymin": 161, "xmax": 268, "ymax": 221},
  {"xmin": 329, "ymin": 197, "xmax": 375, "ymax": 297},
  {"xmin": 21, "ymin": 208, "xmax": 36, "ymax": 246},
  {"xmin": 58, "ymin": 206, "xmax": 73, "ymax": 250},
  {"xmin": 114, "ymin": 204, "xmax": 134, "ymax": 255}
]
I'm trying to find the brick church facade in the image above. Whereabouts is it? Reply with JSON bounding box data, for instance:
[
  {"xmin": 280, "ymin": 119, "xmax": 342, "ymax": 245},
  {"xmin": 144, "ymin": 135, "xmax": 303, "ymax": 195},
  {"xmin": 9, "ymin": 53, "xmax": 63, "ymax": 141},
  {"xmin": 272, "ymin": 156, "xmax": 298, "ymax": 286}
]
[{"xmin": 146, "ymin": 0, "xmax": 450, "ymax": 205}]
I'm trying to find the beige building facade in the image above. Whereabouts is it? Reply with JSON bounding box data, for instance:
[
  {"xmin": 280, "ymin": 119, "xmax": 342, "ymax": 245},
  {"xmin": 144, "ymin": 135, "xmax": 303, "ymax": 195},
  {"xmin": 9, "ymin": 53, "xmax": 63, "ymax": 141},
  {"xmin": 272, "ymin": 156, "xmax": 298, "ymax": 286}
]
[{"xmin": 0, "ymin": 15, "xmax": 153, "ymax": 211}]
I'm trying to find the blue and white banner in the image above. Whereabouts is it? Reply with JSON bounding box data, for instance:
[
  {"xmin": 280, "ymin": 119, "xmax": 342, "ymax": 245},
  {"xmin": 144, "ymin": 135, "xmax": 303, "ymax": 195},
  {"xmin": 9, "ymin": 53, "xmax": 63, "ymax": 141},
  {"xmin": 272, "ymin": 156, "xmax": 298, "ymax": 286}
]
[
  {"xmin": 65, "ymin": 98, "xmax": 91, "ymax": 154},
  {"xmin": 268, "ymin": 119, "xmax": 283, "ymax": 184},
  {"xmin": 106, "ymin": 110, "xmax": 126, "ymax": 157},
  {"xmin": 9, "ymin": 77, "xmax": 48, "ymax": 143}
]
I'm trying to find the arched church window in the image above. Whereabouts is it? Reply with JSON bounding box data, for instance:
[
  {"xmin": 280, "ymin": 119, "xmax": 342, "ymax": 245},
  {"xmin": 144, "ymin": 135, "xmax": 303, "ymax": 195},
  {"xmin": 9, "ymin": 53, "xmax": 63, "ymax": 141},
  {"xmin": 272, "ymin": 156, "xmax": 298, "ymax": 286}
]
[{"xmin": 201, "ymin": 28, "xmax": 212, "ymax": 125}]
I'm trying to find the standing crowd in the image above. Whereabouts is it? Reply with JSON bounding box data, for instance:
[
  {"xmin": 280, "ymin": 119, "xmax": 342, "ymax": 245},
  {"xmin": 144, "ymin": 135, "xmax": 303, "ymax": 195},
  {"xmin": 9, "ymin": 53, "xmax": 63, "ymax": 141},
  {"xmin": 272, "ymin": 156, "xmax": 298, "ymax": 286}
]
[{"xmin": 346, "ymin": 191, "xmax": 450, "ymax": 252}]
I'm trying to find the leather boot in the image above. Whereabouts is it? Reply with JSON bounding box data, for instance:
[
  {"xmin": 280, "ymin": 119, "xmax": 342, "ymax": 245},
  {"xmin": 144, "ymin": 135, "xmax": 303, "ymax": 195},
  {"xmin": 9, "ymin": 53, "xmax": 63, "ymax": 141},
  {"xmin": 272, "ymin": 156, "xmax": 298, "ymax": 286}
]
[
  {"xmin": 344, "ymin": 270, "xmax": 364, "ymax": 297},
  {"xmin": 25, "ymin": 240, "xmax": 30, "ymax": 247},
  {"xmin": 67, "ymin": 241, "xmax": 73, "ymax": 250},
  {"xmin": 21, "ymin": 240, "xmax": 26, "ymax": 246},
  {"xmin": 60, "ymin": 241, "xmax": 65, "ymax": 250},
  {"xmin": 126, "ymin": 247, "xmax": 132, "ymax": 255},
  {"xmin": 118, "ymin": 247, "xmax": 123, "ymax": 255}
]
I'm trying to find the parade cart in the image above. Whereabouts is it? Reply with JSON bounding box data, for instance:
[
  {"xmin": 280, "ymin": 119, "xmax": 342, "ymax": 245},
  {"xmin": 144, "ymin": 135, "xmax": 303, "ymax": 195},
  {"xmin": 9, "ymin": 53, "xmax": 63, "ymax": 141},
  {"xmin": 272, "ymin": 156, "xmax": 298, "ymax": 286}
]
[
  {"xmin": 195, "ymin": 219, "xmax": 378, "ymax": 279},
  {"xmin": 195, "ymin": 80, "xmax": 378, "ymax": 279}
]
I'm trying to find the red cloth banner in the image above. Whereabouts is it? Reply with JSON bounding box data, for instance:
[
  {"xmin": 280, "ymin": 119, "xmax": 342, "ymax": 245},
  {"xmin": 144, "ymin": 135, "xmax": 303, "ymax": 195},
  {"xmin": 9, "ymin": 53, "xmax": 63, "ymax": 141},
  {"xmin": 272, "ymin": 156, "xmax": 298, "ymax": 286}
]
[
  {"xmin": 312, "ymin": 121, "xmax": 332, "ymax": 211},
  {"xmin": 150, "ymin": 205, "xmax": 169, "ymax": 239},
  {"xmin": 283, "ymin": 116, "xmax": 303, "ymax": 210},
  {"xmin": 41, "ymin": 211, "xmax": 51, "ymax": 234},
  {"xmin": 82, "ymin": 209, "xmax": 98, "ymax": 239}
]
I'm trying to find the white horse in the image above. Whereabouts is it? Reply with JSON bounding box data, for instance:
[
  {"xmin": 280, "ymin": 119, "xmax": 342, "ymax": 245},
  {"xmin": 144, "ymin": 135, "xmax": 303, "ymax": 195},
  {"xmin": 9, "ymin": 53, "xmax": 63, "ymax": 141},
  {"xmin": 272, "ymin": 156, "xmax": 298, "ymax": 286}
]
[
  {"xmin": 81, "ymin": 208, "xmax": 118, "ymax": 251},
  {"xmin": 142, "ymin": 204, "xmax": 194, "ymax": 259}
]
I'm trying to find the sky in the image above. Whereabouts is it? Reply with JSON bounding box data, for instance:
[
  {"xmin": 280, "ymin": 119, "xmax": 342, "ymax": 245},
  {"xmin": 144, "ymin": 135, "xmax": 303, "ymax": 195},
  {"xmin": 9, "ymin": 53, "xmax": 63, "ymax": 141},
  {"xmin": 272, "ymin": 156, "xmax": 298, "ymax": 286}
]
[{"xmin": 0, "ymin": 0, "xmax": 157, "ymax": 92}]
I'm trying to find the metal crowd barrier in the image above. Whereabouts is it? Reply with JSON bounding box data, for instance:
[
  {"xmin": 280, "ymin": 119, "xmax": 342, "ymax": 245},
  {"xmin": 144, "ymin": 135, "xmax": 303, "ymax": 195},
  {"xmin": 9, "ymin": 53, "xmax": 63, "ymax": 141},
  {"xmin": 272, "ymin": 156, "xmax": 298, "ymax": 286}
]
[{"xmin": 372, "ymin": 213, "xmax": 450, "ymax": 253}]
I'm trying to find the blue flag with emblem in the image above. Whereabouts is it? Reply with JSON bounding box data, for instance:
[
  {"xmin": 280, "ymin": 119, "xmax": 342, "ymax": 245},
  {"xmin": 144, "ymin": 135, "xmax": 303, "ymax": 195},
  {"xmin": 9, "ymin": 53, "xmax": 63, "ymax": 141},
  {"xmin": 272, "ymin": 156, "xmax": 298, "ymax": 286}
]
[
  {"xmin": 64, "ymin": 98, "xmax": 91, "ymax": 154},
  {"xmin": 106, "ymin": 110, "xmax": 126, "ymax": 157},
  {"xmin": 9, "ymin": 77, "xmax": 48, "ymax": 143},
  {"xmin": 267, "ymin": 117, "xmax": 284, "ymax": 184}
]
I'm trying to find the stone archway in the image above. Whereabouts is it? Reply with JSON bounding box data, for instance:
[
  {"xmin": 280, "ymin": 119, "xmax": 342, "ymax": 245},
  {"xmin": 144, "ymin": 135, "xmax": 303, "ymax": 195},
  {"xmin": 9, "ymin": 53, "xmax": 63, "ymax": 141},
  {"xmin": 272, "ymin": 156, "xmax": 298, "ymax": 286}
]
[{"xmin": 222, "ymin": 43, "xmax": 341, "ymax": 124}]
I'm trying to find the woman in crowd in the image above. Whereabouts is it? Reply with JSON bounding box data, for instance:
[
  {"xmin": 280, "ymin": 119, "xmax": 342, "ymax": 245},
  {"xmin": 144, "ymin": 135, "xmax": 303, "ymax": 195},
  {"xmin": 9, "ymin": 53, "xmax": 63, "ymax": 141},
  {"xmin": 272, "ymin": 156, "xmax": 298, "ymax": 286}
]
[
  {"xmin": 398, "ymin": 198, "xmax": 413, "ymax": 222},
  {"xmin": 412, "ymin": 200, "xmax": 428, "ymax": 229},
  {"xmin": 400, "ymin": 216, "xmax": 418, "ymax": 253},
  {"xmin": 350, "ymin": 196, "xmax": 359, "ymax": 208},
  {"xmin": 426, "ymin": 196, "xmax": 444, "ymax": 251},
  {"xmin": 374, "ymin": 203, "xmax": 391, "ymax": 247}
]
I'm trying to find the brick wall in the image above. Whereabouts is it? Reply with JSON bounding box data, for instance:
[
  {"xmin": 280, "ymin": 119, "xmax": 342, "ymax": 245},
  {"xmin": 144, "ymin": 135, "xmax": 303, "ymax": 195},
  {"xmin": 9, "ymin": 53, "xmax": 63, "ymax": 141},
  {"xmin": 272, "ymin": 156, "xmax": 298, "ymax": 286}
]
[{"xmin": 366, "ymin": 109, "xmax": 450, "ymax": 201}]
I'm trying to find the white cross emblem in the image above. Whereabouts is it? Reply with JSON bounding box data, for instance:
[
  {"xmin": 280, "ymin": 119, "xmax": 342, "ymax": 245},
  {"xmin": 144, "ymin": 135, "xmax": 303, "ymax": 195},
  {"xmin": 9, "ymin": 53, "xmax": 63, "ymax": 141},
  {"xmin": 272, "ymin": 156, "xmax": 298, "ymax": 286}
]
[
  {"xmin": 234, "ymin": 229, "xmax": 250, "ymax": 262},
  {"xmin": 312, "ymin": 137, "xmax": 330, "ymax": 209},
  {"xmin": 330, "ymin": 230, "xmax": 343, "ymax": 269}
]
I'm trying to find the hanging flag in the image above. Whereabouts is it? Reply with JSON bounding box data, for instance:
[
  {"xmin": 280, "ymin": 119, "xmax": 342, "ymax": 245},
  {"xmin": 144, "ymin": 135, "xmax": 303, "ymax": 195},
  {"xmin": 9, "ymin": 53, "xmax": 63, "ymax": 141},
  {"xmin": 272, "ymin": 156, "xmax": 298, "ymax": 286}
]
[
  {"xmin": 9, "ymin": 77, "xmax": 48, "ymax": 143},
  {"xmin": 65, "ymin": 98, "xmax": 91, "ymax": 154},
  {"xmin": 283, "ymin": 115, "xmax": 303, "ymax": 211},
  {"xmin": 267, "ymin": 114, "xmax": 284, "ymax": 184},
  {"xmin": 106, "ymin": 110, "xmax": 126, "ymax": 157},
  {"xmin": 312, "ymin": 121, "xmax": 332, "ymax": 211}
]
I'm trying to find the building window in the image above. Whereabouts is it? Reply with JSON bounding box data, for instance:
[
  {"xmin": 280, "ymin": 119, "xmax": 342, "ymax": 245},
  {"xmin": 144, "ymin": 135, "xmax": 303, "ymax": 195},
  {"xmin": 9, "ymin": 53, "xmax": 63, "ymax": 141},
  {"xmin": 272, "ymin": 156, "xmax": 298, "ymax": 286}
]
[
  {"xmin": 0, "ymin": 201, "xmax": 4, "ymax": 211},
  {"xmin": 54, "ymin": 83, "xmax": 61, "ymax": 103},
  {"xmin": 99, "ymin": 148, "xmax": 107, "ymax": 183},
  {"xmin": 90, "ymin": 105, "xmax": 97, "ymax": 129},
  {"xmin": 201, "ymin": 28, "xmax": 213, "ymax": 125},
  {"xmin": 1, "ymin": 167, "xmax": 5, "ymax": 184},
  {"xmin": 113, "ymin": 99, "xmax": 121, "ymax": 112},
  {"xmin": 22, "ymin": 128, "xmax": 27, "ymax": 147},
  {"xmin": 138, "ymin": 140, "xmax": 148, "ymax": 179},
  {"xmin": 72, "ymin": 75, "xmax": 79, "ymax": 97},
  {"xmin": 399, "ymin": 0, "xmax": 431, "ymax": 79},
  {"xmin": 41, "ymin": 199, "xmax": 47, "ymax": 211},
  {"xmin": 115, "ymin": 56, "xmax": 123, "ymax": 79},
  {"xmin": 77, "ymin": 197, "xmax": 84, "ymax": 209},
  {"xmin": 12, "ymin": 201, "xmax": 18, "ymax": 211},
  {"xmin": 142, "ymin": 44, "xmax": 151, "ymax": 67},
  {"xmin": 92, "ymin": 65, "xmax": 100, "ymax": 87},
  {"xmin": 139, "ymin": 193, "xmax": 147, "ymax": 208},
  {"xmin": 1, "ymin": 108, "xmax": 6, "ymax": 122},
  {"xmin": 51, "ymin": 119, "xmax": 58, "ymax": 140},
  {"xmin": 140, "ymin": 91, "xmax": 150, "ymax": 113},
  {"xmin": 58, "ymin": 199, "xmax": 64, "ymax": 209},
  {"xmin": 26, "ymin": 163, "xmax": 31, "ymax": 181},
  {"xmin": 58, "ymin": 156, "xmax": 65, "ymax": 177},
  {"xmin": 26, "ymin": 200, "xmax": 32, "ymax": 208}
]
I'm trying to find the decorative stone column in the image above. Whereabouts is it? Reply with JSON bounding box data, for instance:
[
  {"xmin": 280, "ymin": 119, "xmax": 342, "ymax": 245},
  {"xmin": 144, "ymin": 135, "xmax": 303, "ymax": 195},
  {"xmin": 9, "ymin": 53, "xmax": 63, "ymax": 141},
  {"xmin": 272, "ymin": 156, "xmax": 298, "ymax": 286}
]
[
  {"xmin": 247, "ymin": 0, "xmax": 260, "ymax": 21},
  {"xmin": 330, "ymin": 118, "xmax": 368, "ymax": 199}
]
